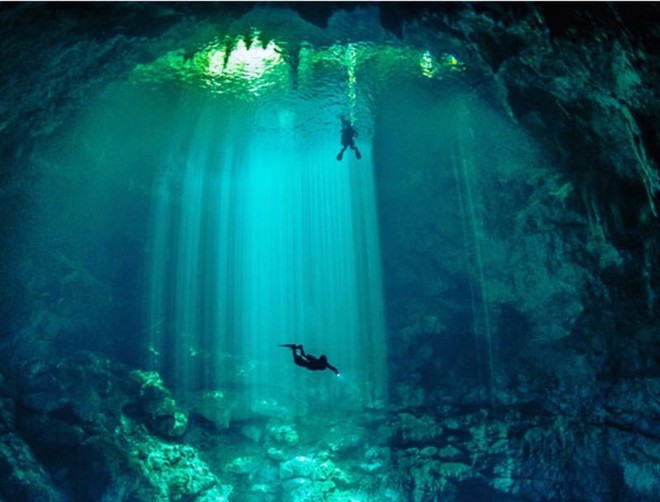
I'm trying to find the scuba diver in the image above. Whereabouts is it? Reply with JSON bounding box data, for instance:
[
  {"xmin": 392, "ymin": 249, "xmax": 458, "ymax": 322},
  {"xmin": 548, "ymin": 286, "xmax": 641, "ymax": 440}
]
[
  {"xmin": 279, "ymin": 344, "xmax": 340, "ymax": 376},
  {"xmin": 336, "ymin": 117, "xmax": 362, "ymax": 161}
]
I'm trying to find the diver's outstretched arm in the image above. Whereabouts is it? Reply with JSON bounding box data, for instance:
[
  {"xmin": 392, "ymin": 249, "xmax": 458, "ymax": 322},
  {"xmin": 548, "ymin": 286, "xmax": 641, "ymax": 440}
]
[{"xmin": 327, "ymin": 363, "xmax": 339, "ymax": 375}]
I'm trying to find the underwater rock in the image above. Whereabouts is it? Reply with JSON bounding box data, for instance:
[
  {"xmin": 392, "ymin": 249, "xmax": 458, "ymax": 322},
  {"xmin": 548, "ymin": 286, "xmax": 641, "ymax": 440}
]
[
  {"xmin": 18, "ymin": 389, "xmax": 72, "ymax": 418},
  {"xmin": 224, "ymin": 455, "xmax": 260, "ymax": 475},
  {"xmin": 437, "ymin": 462, "xmax": 481, "ymax": 483},
  {"xmin": 17, "ymin": 362, "xmax": 76, "ymax": 415},
  {"xmin": 600, "ymin": 378, "xmax": 660, "ymax": 436},
  {"xmin": 359, "ymin": 445, "xmax": 392, "ymax": 473},
  {"xmin": 267, "ymin": 423, "xmax": 300, "ymax": 446},
  {"xmin": 16, "ymin": 353, "xmax": 125, "ymax": 420},
  {"xmin": 0, "ymin": 433, "xmax": 65, "ymax": 502},
  {"xmin": 393, "ymin": 384, "xmax": 426, "ymax": 409},
  {"xmin": 501, "ymin": 417, "xmax": 614, "ymax": 500},
  {"xmin": 437, "ymin": 445, "xmax": 463, "ymax": 460},
  {"xmin": 267, "ymin": 446, "xmax": 289, "ymax": 461},
  {"xmin": 250, "ymin": 397, "xmax": 292, "ymax": 419},
  {"xmin": 407, "ymin": 458, "xmax": 481, "ymax": 501},
  {"xmin": 252, "ymin": 462, "xmax": 280, "ymax": 488},
  {"xmin": 401, "ymin": 315, "xmax": 445, "ymax": 339},
  {"xmin": 196, "ymin": 484, "xmax": 235, "ymax": 502},
  {"xmin": 1, "ymin": 353, "xmax": 232, "ymax": 501},
  {"xmin": 279, "ymin": 455, "xmax": 316, "ymax": 479},
  {"xmin": 131, "ymin": 370, "xmax": 188, "ymax": 437},
  {"xmin": 392, "ymin": 412, "xmax": 444, "ymax": 446},
  {"xmin": 241, "ymin": 424, "xmax": 263, "ymax": 443},
  {"xmin": 279, "ymin": 454, "xmax": 344, "ymax": 484},
  {"xmin": 601, "ymin": 398, "xmax": 660, "ymax": 499},
  {"xmin": 321, "ymin": 423, "xmax": 366, "ymax": 453},
  {"xmin": 280, "ymin": 477, "xmax": 338, "ymax": 502},
  {"xmin": 620, "ymin": 454, "xmax": 660, "ymax": 499},
  {"xmin": 250, "ymin": 482, "xmax": 277, "ymax": 495},
  {"xmin": 191, "ymin": 390, "xmax": 237, "ymax": 429},
  {"xmin": 130, "ymin": 428, "xmax": 230, "ymax": 499},
  {"xmin": 18, "ymin": 412, "xmax": 87, "ymax": 452},
  {"xmin": 118, "ymin": 420, "xmax": 231, "ymax": 502},
  {"xmin": 3, "ymin": 349, "xmax": 658, "ymax": 500},
  {"xmin": 0, "ymin": 398, "xmax": 16, "ymax": 434},
  {"xmin": 312, "ymin": 458, "xmax": 341, "ymax": 482}
]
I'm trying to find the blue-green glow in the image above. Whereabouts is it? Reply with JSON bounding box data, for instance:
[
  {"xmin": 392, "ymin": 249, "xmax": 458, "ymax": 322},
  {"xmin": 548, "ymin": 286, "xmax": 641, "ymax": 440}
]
[{"xmin": 148, "ymin": 101, "xmax": 387, "ymax": 411}]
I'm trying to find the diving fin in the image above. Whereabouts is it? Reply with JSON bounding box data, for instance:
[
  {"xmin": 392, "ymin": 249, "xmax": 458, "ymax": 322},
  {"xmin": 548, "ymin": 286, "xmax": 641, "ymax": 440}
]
[{"xmin": 278, "ymin": 344, "xmax": 298, "ymax": 348}]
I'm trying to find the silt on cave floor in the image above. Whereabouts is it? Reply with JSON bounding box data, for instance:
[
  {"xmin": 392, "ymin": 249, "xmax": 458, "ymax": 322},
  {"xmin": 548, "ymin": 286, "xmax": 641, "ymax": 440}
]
[{"xmin": 0, "ymin": 3, "xmax": 659, "ymax": 501}]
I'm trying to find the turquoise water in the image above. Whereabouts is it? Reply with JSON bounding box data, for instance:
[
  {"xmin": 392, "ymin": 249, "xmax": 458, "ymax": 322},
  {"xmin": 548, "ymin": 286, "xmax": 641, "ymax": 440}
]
[{"xmin": 147, "ymin": 97, "xmax": 387, "ymax": 413}]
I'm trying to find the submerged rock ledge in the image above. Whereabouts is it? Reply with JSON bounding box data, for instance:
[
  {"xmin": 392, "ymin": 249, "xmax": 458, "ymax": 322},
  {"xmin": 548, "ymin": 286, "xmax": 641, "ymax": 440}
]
[{"xmin": 0, "ymin": 353, "xmax": 658, "ymax": 501}]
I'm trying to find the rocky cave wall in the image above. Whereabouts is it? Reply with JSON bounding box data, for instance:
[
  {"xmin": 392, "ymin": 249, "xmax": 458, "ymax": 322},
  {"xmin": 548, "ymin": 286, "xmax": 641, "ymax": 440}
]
[{"xmin": 382, "ymin": 2, "xmax": 660, "ymax": 407}]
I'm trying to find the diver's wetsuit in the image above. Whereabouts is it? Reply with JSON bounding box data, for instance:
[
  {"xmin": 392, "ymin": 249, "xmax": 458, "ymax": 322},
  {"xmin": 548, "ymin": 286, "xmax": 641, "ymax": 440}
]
[
  {"xmin": 280, "ymin": 344, "xmax": 340, "ymax": 375},
  {"xmin": 337, "ymin": 120, "xmax": 362, "ymax": 161}
]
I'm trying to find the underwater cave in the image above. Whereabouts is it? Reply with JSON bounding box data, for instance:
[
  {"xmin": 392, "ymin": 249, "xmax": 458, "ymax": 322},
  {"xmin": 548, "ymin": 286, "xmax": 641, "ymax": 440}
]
[{"xmin": 1, "ymin": 2, "xmax": 659, "ymax": 501}]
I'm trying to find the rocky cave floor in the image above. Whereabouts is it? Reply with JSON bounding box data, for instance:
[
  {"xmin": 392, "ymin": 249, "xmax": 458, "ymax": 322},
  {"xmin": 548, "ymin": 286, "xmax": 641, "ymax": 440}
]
[{"xmin": 1, "ymin": 352, "xmax": 658, "ymax": 502}]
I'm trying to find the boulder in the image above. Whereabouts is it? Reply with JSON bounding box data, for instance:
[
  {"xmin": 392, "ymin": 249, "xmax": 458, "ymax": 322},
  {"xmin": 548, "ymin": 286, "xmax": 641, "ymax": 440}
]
[
  {"xmin": 131, "ymin": 370, "xmax": 188, "ymax": 438},
  {"xmin": 0, "ymin": 433, "xmax": 65, "ymax": 502}
]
